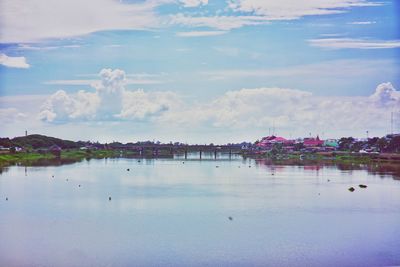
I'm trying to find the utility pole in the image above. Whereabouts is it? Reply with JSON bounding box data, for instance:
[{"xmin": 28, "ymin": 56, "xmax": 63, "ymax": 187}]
[
  {"xmin": 366, "ymin": 130, "xmax": 369, "ymax": 139},
  {"xmin": 272, "ymin": 122, "xmax": 275, "ymax": 136},
  {"xmin": 391, "ymin": 111, "xmax": 394, "ymax": 135}
]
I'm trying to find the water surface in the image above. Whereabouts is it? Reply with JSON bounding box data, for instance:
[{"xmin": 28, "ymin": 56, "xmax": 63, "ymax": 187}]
[{"xmin": 1, "ymin": 154, "xmax": 400, "ymax": 267}]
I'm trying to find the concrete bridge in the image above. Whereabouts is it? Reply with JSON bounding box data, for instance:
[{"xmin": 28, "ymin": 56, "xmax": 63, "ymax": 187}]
[{"xmin": 110, "ymin": 144, "xmax": 243, "ymax": 159}]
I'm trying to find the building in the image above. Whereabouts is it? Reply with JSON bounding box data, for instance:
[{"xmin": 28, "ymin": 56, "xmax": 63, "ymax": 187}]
[
  {"xmin": 257, "ymin": 136, "xmax": 295, "ymax": 151},
  {"xmin": 324, "ymin": 139, "xmax": 339, "ymax": 149},
  {"xmin": 303, "ymin": 136, "xmax": 324, "ymax": 147},
  {"xmin": 49, "ymin": 144, "xmax": 62, "ymax": 157}
]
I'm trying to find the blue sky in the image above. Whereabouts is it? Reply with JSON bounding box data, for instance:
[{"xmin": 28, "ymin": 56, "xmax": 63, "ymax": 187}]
[{"xmin": 0, "ymin": 0, "xmax": 399, "ymax": 143}]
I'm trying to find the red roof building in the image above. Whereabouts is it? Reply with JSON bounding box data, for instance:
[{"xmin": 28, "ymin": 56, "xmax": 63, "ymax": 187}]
[
  {"xmin": 257, "ymin": 136, "xmax": 294, "ymax": 149},
  {"xmin": 303, "ymin": 136, "xmax": 324, "ymax": 147}
]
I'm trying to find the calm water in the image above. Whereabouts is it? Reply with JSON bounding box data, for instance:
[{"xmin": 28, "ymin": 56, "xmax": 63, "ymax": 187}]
[{"xmin": 1, "ymin": 154, "xmax": 400, "ymax": 267}]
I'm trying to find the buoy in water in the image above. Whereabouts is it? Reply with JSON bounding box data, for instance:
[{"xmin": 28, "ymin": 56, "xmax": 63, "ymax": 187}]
[
  {"xmin": 228, "ymin": 216, "xmax": 233, "ymax": 221},
  {"xmin": 109, "ymin": 197, "xmax": 111, "ymax": 201}
]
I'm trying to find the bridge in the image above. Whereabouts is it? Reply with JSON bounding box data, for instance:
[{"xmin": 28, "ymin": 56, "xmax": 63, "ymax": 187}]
[{"xmin": 109, "ymin": 144, "xmax": 244, "ymax": 159}]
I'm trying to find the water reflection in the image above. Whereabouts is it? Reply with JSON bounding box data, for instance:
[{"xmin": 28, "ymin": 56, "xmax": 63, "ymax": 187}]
[
  {"xmin": 1, "ymin": 154, "xmax": 400, "ymax": 180},
  {"xmin": 254, "ymin": 158, "xmax": 400, "ymax": 180},
  {"xmin": 0, "ymin": 157, "xmax": 400, "ymax": 267}
]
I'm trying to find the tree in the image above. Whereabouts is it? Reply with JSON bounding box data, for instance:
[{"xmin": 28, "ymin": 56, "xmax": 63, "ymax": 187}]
[{"xmin": 338, "ymin": 137, "xmax": 355, "ymax": 151}]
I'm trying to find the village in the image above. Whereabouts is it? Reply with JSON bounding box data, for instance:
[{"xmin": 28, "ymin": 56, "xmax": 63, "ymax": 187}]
[
  {"xmin": 0, "ymin": 132, "xmax": 399, "ymax": 161},
  {"xmin": 251, "ymin": 133, "xmax": 400, "ymax": 154}
]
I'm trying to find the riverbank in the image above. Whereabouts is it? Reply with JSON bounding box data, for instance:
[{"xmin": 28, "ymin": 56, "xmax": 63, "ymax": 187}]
[
  {"xmin": 0, "ymin": 148, "xmax": 179, "ymax": 168},
  {"xmin": 1, "ymin": 149, "xmax": 399, "ymax": 169},
  {"xmin": 242, "ymin": 151, "xmax": 400, "ymax": 164},
  {"xmin": 0, "ymin": 150, "xmax": 119, "ymax": 167}
]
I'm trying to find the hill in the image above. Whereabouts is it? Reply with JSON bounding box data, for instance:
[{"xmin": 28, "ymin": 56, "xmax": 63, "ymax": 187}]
[{"xmin": 0, "ymin": 134, "xmax": 83, "ymax": 149}]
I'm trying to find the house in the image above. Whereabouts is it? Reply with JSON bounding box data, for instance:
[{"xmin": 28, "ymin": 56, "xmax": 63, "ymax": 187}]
[
  {"xmin": 80, "ymin": 145, "xmax": 98, "ymax": 150},
  {"xmin": 324, "ymin": 139, "xmax": 339, "ymax": 149},
  {"xmin": 303, "ymin": 136, "xmax": 324, "ymax": 147},
  {"xmin": 257, "ymin": 136, "xmax": 295, "ymax": 150},
  {"xmin": 49, "ymin": 144, "xmax": 62, "ymax": 157}
]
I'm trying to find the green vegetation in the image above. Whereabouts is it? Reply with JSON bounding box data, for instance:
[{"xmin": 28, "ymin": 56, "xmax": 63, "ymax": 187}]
[
  {"xmin": 0, "ymin": 149, "xmax": 122, "ymax": 167},
  {"xmin": 0, "ymin": 152, "xmax": 54, "ymax": 167},
  {"xmin": 0, "ymin": 134, "xmax": 83, "ymax": 150},
  {"xmin": 243, "ymin": 150, "xmax": 378, "ymax": 164}
]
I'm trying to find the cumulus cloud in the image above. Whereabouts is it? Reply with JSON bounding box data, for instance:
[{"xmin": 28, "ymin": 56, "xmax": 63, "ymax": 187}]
[
  {"xmin": 39, "ymin": 68, "xmax": 180, "ymax": 122},
  {"xmin": 370, "ymin": 82, "xmax": 400, "ymax": 106},
  {"xmin": 160, "ymin": 83, "xmax": 400, "ymax": 137},
  {"xmin": 0, "ymin": 53, "xmax": 30, "ymax": 68}
]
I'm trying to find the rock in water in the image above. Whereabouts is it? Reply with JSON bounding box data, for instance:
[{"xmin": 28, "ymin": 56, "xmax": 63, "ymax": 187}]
[
  {"xmin": 359, "ymin": 184, "xmax": 367, "ymax": 189},
  {"xmin": 127, "ymin": 168, "xmax": 130, "ymax": 171},
  {"xmin": 109, "ymin": 197, "xmax": 112, "ymax": 201},
  {"xmin": 228, "ymin": 217, "xmax": 233, "ymax": 221},
  {"xmin": 348, "ymin": 187, "xmax": 355, "ymax": 192}
]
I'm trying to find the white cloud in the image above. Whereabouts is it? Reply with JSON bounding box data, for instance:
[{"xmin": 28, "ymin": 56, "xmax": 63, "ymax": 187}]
[
  {"xmin": 0, "ymin": 0, "xmax": 384, "ymax": 41},
  {"xmin": 228, "ymin": 0, "xmax": 382, "ymax": 20},
  {"xmin": 170, "ymin": 0, "xmax": 381, "ymax": 30},
  {"xmin": 44, "ymin": 73, "xmax": 167, "ymax": 86},
  {"xmin": 170, "ymin": 14, "xmax": 270, "ymax": 30},
  {"xmin": 5, "ymin": 79, "xmax": 400, "ymax": 140},
  {"xmin": 39, "ymin": 68, "xmax": 179, "ymax": 122},
  {"xmin": 309, "ymin": 38, "xmax": 400, "ymax": 49},
  {"xmin": 201, "ymin": 59, "xmax": 395, "ymax": 81},
  {"xmin": 0, "ymin": 0, "xmax": 168, "ymax": 43},
  {"xmin": 370, "ymin": 82, "xmax": 400, "ymax": 106},
  {"xmin": 179, "ymin": 0, "xmax": 208, "ymax": 7},
  {"xmin": 348, "ymin": 21, "xmax": 376, "ymax": 25},
  {"xmin": 16, "ymin": 44, "xmax": 82, "ymax": 51},
  {"xmin": 175, "ymin": 83, "xmax": 400, "ymax": 136},
  {"xmin": 0, "ymin": 108, "xmax": 27, "ymax": 123},
  {"xmin": 176, "ymin": 31, "xmax": 227, "ymax": 37},
  {"xmin": 0, "ymin": 53, "xmax": 30, "ymax": 68}
]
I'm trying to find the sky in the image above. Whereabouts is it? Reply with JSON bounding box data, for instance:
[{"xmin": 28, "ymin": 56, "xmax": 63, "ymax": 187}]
[{"xmin": 0, "ymin": 0, "xmax": 399, "ymax": 144}]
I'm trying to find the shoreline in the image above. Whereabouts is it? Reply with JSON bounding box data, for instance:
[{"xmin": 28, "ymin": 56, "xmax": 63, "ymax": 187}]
[{"xmin": 1, "ymin": 149, "xmax": 399, "ymax": 168}]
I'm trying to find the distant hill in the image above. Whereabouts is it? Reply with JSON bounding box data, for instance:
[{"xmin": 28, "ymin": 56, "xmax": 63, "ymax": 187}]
[{"xmin": 0, "ymin": 134, "xmax": 83, "ymax": 149}]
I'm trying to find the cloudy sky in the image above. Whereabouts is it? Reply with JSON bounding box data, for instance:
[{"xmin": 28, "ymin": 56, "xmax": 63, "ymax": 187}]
[{"xmin": 0, "ymin": 0, "xmax": 399, "ymax": 143}]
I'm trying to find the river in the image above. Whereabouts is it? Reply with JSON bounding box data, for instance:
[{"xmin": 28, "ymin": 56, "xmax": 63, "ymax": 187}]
[{"xmin": 1, "ymin": 153, "xmax": 400, "ymax": 267}]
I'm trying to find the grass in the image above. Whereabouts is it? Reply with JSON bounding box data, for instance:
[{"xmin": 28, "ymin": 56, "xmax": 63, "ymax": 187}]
[
  {"xmin": 242, "ymin": 151, "xmax": 376, "ymax": 164},
  {"xmin": 0, "ymin": 152, "xmax": 54, "ymax": 167},
  {"xmin": 0, "ymin": 148, "xmax": 176, "ymax": 168},
  {"xmin": 0, "ymin": 149, "xmax": 123, "ymax": 167}
]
